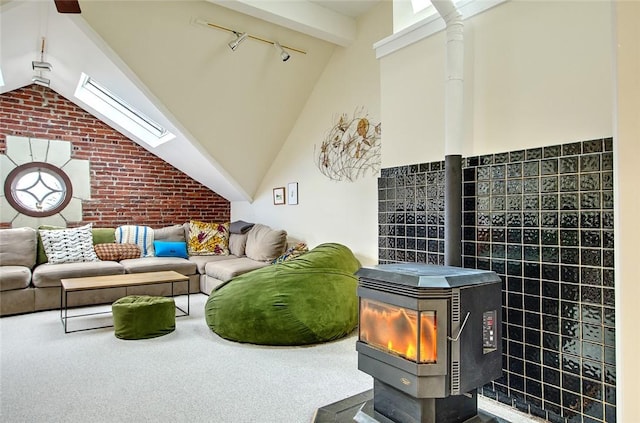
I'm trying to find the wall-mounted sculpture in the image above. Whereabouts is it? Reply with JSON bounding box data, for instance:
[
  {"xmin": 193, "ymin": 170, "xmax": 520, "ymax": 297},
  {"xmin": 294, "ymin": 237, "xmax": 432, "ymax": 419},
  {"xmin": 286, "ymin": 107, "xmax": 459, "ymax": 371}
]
[{"xmin": 315, "ymin": 108, "xmax": 381, "ymax": 182}]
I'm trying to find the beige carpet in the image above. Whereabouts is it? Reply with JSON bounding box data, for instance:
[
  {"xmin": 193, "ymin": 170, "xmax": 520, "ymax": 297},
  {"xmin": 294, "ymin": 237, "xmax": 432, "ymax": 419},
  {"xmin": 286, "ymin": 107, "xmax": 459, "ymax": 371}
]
[{"xmin": 0, "ymin": 294, "xmax": 371, "ymax": 423}]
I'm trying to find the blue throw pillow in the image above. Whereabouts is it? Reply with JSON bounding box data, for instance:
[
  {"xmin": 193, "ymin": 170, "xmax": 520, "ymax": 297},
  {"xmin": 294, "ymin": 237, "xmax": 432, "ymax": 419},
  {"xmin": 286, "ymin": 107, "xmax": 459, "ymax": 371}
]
[{"xmin": 153, "ymin": 241, "xmax": 188, "ymax": 259}]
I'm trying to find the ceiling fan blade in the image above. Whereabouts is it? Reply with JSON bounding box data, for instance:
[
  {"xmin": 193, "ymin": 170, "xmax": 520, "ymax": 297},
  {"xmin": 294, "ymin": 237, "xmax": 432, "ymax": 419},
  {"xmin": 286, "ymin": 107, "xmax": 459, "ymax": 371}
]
[{"xmin": 54, "ymin": 0, "xmax": 81, "ymax": 14}]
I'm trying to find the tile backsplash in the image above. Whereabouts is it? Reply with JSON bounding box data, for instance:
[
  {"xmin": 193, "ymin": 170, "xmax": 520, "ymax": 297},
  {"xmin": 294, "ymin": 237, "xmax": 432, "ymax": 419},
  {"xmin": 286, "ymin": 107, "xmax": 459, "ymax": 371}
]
[{"xmin": 378, "ymin": 138, "xmax": 615, "ymax": 423}]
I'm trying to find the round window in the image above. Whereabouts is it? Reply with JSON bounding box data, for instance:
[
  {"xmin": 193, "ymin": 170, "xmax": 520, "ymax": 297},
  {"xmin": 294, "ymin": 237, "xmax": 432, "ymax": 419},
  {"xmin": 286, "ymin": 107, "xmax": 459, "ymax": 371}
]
[{"xmin": 4, "ymin": 162, "xmax": 73, "ymax": 217}]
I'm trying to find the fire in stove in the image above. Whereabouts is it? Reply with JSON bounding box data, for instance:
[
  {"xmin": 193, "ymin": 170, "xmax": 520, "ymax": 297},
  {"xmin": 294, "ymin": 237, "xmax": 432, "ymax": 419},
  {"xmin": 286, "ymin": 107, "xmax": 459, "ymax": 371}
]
[
  {"xmin": 359, "ymin": 298, "xmax": 437, "ymax": 363},
  {"xmin": 354, "ymin": 263, "xmax": 503, "ymax": 423}
]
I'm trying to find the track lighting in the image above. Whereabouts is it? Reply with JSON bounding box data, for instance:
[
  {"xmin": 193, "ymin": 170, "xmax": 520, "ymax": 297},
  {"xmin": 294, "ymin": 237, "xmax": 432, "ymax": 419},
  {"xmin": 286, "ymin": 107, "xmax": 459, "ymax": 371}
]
[
  {"xmin": 196, "ymin": 19, "xmax": 306, "ymax": 61},
  {"xmin": 32, "ymin": 61, "xmax": 52, "ymax": 71},
  {"xmin": 32, "ymin": 76, "xmax": 50, "ymax": 87},
  {"xmin": 228, "ymin": 31, "xmax": 248, "ymax": 51},
  {"xmin": 274, "ymin": 42, "xmax": 290, "ymax": 62}
]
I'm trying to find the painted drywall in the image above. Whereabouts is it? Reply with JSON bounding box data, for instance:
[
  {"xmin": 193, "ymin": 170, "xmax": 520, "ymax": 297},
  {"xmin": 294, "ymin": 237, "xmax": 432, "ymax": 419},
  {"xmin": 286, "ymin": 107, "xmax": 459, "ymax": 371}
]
[
  {"xmin": 231, "ymin": 2, "xmax": 393, "ymax": 266},
  {"xmin": 381, "ymin": 0, "xmax": 613, "ymax": 168},
  {"xmin": 614, "ymin": 1, "xmax": 640, "ymax": 421}
]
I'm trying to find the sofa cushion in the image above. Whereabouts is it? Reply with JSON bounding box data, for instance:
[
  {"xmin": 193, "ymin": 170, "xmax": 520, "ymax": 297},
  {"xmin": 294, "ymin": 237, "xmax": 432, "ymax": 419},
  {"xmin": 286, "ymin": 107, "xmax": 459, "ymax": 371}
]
[
  {"xmin": 92, "ymin": 228, "xmax": 116, "ymax": 245},
  {"xmin": 39, "ymin": 224, "xmax": 99, "ymax": 264},
  {"xmin": 188, "ymin": 255, "xmax": 238, "ymax": 274},
  {"xmin": 119, "ymin": 257, "xmax": 197, "ymax": 275},
  {"xmin": 32, "ymin": 261, "xmax": 125, "ymax": 288},
  {"xmin": 187, "ymin": 220, "xmax": 229, "ymax": 256},
  {"xmin": 153, "ymin": 241, "xmax": 188, "ymax": 259},
  {"xmin": 0, "ymin": 266, "xmax": 32, "ymax": 291},
  {"xmin": 245, "ymin": 224, "xmax": 287, "ymax": 262},
  {"xmin": 94, "ymin": 243, "xmax": 141, "ymax": 261},
  {"xmin": 116, "ymin": 225, "xmax": 155, "ymax": 257},
  {"xmin": 204, "ymin": 257, "xmax": 270, "ymax": 283},
  {"xmin": 0, "ymin": 227, "xmax": 37, "ymax": 268},
  {"xmin": 154, "ymin": 224, "xmax": 186, "ymax": 242},
  {"xmin": 228, "ymin": 233, "xmax": 248, "ymax": 257}
]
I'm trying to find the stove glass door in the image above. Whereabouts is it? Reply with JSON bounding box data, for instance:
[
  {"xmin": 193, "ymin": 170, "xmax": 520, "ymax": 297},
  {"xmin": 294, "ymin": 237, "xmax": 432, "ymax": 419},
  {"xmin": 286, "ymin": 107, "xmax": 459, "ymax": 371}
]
[{"xmin": 359, "ymin": 298, "xmax": 437, "ymax": 364}]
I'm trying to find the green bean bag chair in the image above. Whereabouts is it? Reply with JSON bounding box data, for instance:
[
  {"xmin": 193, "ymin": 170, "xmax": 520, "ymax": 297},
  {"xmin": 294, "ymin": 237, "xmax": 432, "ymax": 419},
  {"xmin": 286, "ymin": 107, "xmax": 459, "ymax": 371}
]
[{"xmin": 205, "ymin": 243, "xmax": 361, "ymax": 345}]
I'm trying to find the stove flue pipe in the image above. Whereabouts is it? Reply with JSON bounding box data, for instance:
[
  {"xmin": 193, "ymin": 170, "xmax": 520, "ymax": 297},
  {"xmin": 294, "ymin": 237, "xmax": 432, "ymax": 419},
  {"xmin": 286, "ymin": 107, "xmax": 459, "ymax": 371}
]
[{"xmin": 432, "ymin": 0, "xmax": 464, "ymax": 267}]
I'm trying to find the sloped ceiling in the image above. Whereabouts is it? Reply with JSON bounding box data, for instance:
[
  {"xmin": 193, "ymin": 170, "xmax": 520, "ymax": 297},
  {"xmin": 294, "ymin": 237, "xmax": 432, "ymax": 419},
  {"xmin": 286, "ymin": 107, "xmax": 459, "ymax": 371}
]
[{"xmin": 0, "ymin": 0, "xmax": 378, "ymax": 201}]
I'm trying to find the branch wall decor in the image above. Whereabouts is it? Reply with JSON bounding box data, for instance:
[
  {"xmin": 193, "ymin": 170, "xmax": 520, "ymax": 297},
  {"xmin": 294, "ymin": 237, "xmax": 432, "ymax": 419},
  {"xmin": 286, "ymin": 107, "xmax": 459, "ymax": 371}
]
[{"xmin": 315, "ymin": 108, "xmax": 381, "ymax": 182}]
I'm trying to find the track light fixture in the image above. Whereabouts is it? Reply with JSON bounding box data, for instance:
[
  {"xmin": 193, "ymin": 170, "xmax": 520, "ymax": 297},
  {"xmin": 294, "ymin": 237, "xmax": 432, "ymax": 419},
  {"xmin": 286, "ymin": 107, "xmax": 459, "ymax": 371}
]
[
  {"xmin": 274, "ymin": 42, "xmax": 290, "ymax": 62},
  {"xmin": 32, "ymin": 61, "xmax": 52, "ymax": 71},
  {"xmin": 196, "ymin": 19, "xmax": 306, "ymax": 61},
  {"xmin": 32, "ymin": 76, "xmax": 50, "ymax": 87},
  {"xmin": 228, "ymin": 31, "xmax": 248, "ymax": 51},
  {"xmin": 32, "ymin": 37, "xmax": 52, "ymax": 88}
]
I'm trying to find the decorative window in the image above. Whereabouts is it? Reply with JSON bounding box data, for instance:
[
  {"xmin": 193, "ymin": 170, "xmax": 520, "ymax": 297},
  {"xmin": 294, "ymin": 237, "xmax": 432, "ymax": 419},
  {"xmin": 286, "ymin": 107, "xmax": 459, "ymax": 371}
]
[{"xmin": 3, "ymin": 162, "xmax": 73, "ymax": 218}]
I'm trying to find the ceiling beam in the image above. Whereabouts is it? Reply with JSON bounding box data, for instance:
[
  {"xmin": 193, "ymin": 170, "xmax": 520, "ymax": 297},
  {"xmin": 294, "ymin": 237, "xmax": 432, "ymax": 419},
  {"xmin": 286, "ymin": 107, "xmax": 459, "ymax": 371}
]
[{"xmin": 207, "ymin": 0, "xmax": 357, "ymax": 46}]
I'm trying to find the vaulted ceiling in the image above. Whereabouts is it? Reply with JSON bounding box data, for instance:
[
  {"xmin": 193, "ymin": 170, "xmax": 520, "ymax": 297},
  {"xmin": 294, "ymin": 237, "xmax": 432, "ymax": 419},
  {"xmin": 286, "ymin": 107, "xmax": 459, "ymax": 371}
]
[{"xmin": 0, "ymin": 0, "xmax": 380, "ymax": 201}]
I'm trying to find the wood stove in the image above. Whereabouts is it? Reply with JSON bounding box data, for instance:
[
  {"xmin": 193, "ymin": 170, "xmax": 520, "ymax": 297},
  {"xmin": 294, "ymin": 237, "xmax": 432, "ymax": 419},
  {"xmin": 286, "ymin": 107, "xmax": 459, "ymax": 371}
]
[{"xmin": 354, "ymin": 263, "xmax": 503, "ymax": 423}]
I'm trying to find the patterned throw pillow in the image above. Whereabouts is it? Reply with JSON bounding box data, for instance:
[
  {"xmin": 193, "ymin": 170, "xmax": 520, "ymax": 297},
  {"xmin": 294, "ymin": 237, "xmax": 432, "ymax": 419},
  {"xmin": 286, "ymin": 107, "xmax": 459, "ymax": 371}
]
[
  {"xmin": 115, "ymin": 225, "xmax": 154, "ymax": 257},
  {"xmin": 271, "ymin": 242, "xmax": 309, "ymax": 264},
  {"xmin": 187, "ymin": 220, "xmax": 229, "ymax": 256},
  {"xmin": 39, "ymin": 223, "xmax": 99, "ymax": 264},
  {"xmin": 94, "ymin": 243, "xmax": 141, "ymax": 261}
]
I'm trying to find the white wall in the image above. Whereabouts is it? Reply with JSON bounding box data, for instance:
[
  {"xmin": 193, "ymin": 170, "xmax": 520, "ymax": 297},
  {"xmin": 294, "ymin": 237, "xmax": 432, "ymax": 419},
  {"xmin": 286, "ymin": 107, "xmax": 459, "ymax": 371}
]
[
  {"xmin": 380, "ymin": 0, "xmax": 613, "ymax": 168},
  {"xmin": 614, "ymin": 1, "xmax": 640, "ymax": 421},
  {"xmin": 231, "ymin": 2, "xmax": 393, "ymax": 266}
]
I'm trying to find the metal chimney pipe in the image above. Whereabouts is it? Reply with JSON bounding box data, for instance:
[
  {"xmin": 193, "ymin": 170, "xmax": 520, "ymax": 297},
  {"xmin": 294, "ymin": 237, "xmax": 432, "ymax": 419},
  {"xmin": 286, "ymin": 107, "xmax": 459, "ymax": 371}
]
[{"xmin": 432, "ymin": 0, "xmax": 464, "ymax": 267}]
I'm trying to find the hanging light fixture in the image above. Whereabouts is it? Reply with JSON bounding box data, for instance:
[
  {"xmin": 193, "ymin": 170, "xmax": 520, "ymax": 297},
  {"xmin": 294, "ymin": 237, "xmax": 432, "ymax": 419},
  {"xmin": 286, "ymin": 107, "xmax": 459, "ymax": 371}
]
[
  {"xmin": 228, "ymin": 31, "xmax": 248, "ymax": 51},
  {"xmin": 32, "ymin": 37, "xmax": 52, "ymax": 88},
  {"xmin": 32, "ymin": 75, "xmax": 50, "ymax": 87},
  {"xmin": 274, "ymin": 41, "xmax": 290, "ymax": 62},
  {"xmin": 32, "ymin": 38, "xmax": 52, "ymax": 72}
]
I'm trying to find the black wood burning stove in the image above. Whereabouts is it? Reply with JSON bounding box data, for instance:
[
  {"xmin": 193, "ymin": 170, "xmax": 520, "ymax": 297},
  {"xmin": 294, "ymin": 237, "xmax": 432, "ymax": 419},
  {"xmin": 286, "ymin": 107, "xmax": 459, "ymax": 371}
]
[{"xmin": 353, "ymin": 263, "xmax": 503, "ymax": 423}]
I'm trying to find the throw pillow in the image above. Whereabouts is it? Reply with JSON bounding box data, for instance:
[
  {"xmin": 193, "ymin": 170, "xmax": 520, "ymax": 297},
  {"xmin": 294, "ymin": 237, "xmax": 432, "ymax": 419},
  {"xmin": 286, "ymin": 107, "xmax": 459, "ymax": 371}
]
[
  {"xmin": 153, "ymin": 241, "xmax": 188, "ymax": 259},
  {"xmin": 115, "ymin": 225, "xmax": 154, "ymax": 257},
  {"xmin": 187, "ymin": 220, "xmax": 229, "ymax": 256},
  {"xmin": 39, "ymin": 223, "xmax": 99, "ymax": 264},
  {"xmin": 229, "ymin": 220, "xmax": 255, "ymax": 234},
  {"xmin": 94, "ymin": 243, "xmax": 141, "ymax": 261},
  {"xmin": 245, "ymin": 224, "xmax": 287, "ymax": 262},
  {"xmin": 36, "ymin": 225, "xmax": 64, "ymax": 265},
  {"xmin": 271, "ymin": 242, "xmax": 309, "ymax": 264}
]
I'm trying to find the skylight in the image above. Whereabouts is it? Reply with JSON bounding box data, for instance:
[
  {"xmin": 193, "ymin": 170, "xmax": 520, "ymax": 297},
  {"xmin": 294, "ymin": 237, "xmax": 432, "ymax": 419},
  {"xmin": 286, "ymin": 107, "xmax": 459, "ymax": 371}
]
[{"xmin": 74, "ymin": 73, "xmax": 175, "ymax": 147}]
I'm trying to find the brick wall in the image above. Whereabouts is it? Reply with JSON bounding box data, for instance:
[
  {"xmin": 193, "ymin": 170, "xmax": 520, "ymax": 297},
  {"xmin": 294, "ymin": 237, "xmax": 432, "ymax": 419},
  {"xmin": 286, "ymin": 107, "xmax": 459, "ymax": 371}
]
[{"xmin": 0, "ymin": 84, "xmax": 230, "ymax": 229}]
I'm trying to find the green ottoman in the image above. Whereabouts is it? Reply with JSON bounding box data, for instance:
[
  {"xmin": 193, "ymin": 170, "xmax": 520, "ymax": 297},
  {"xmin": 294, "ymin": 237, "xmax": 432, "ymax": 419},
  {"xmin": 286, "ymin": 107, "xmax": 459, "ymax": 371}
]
[{"xmin": 112, "ymin": 295, "xmax": 175, "ymax": 340}]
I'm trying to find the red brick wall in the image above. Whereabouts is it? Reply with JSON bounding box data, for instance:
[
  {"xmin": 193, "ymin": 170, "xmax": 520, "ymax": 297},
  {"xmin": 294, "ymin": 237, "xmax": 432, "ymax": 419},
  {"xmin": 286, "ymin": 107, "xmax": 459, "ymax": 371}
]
[{"xmin": 0, "ymin": 85, "xmax": 230, "ymax": 229}]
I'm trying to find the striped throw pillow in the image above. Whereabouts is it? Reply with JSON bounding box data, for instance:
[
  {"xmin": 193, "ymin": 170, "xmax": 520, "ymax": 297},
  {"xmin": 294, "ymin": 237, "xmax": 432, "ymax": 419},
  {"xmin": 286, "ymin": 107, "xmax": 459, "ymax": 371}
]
[
  {"xmin": 115, "ymin": 225, "xmax": 155, "ymax": 257},
  {"xmin": 39, "ymin": 223, "xmax": 99, "ymax": 264}
]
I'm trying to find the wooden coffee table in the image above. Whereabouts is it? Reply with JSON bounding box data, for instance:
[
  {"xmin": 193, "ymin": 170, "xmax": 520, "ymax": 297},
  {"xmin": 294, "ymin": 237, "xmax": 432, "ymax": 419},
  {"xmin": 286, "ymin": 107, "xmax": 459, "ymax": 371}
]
[{"xmin": 60, "ymin": 271, "xmax": 190, "ymax": 333}]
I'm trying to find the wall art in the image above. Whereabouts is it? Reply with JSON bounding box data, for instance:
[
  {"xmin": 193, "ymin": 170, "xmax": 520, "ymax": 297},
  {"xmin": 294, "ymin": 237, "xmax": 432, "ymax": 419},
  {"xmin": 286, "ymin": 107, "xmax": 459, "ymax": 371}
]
[
  {"xmin": 288, "ymin": 182, "xmax": 298, "ymax": 205},
  {"xmin": 273, "ymin": 187, "xmax": 286, "ymax": 205},
  {"xmin": 315, "ymin": 107, "xmax": 381, "ymax": 182}
]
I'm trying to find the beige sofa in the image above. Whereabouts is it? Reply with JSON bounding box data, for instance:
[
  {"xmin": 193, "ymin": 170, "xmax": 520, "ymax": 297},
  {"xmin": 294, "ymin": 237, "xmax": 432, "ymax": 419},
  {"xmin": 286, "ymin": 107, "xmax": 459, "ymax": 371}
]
[{"xmin": 0, "ymin": 223, "xmax": 287, "ymax": 317}]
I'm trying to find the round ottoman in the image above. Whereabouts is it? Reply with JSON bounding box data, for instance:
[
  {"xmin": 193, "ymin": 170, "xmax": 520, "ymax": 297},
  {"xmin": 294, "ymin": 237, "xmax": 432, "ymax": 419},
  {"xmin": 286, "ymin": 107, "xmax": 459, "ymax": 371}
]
[
  {"xmin": 205, "ymin": 243, "xmax": 360, "ymax": 346},
  {"xmin": 112, "ymin": 295, "xmax": 175, "ymax": 340}
]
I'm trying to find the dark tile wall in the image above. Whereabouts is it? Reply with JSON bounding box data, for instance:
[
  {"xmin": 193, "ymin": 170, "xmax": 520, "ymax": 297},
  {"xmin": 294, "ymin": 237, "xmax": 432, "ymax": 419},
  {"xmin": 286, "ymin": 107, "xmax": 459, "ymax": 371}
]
[{"xmin": 377, "ymin": 138, "xmax": 615, "ymax": 423}]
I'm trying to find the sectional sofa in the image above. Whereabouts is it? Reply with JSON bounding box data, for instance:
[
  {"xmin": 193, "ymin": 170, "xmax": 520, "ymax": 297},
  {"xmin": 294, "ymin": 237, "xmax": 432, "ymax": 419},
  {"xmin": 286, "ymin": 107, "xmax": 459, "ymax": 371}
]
[{"xmin": 0, "ymin": 222, "xmax": 287, "ymax": 317}]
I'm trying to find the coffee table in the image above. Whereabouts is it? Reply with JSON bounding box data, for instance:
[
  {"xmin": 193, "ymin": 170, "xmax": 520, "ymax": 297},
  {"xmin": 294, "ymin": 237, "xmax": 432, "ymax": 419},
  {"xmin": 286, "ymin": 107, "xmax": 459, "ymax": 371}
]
[{"xmin": 60, "ymin": 270, "xmax": 190, "ymax": 333}]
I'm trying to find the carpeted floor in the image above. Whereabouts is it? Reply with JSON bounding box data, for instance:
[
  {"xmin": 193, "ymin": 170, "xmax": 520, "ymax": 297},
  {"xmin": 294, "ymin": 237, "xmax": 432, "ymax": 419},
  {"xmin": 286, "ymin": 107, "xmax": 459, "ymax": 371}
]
[
  {"xmin": 0, "ymin": 294, "xmax": 541, "ymax": 423},
  {"xmin": 0, "ymin": 294, "xmax": 372, "ymax": 423}
]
